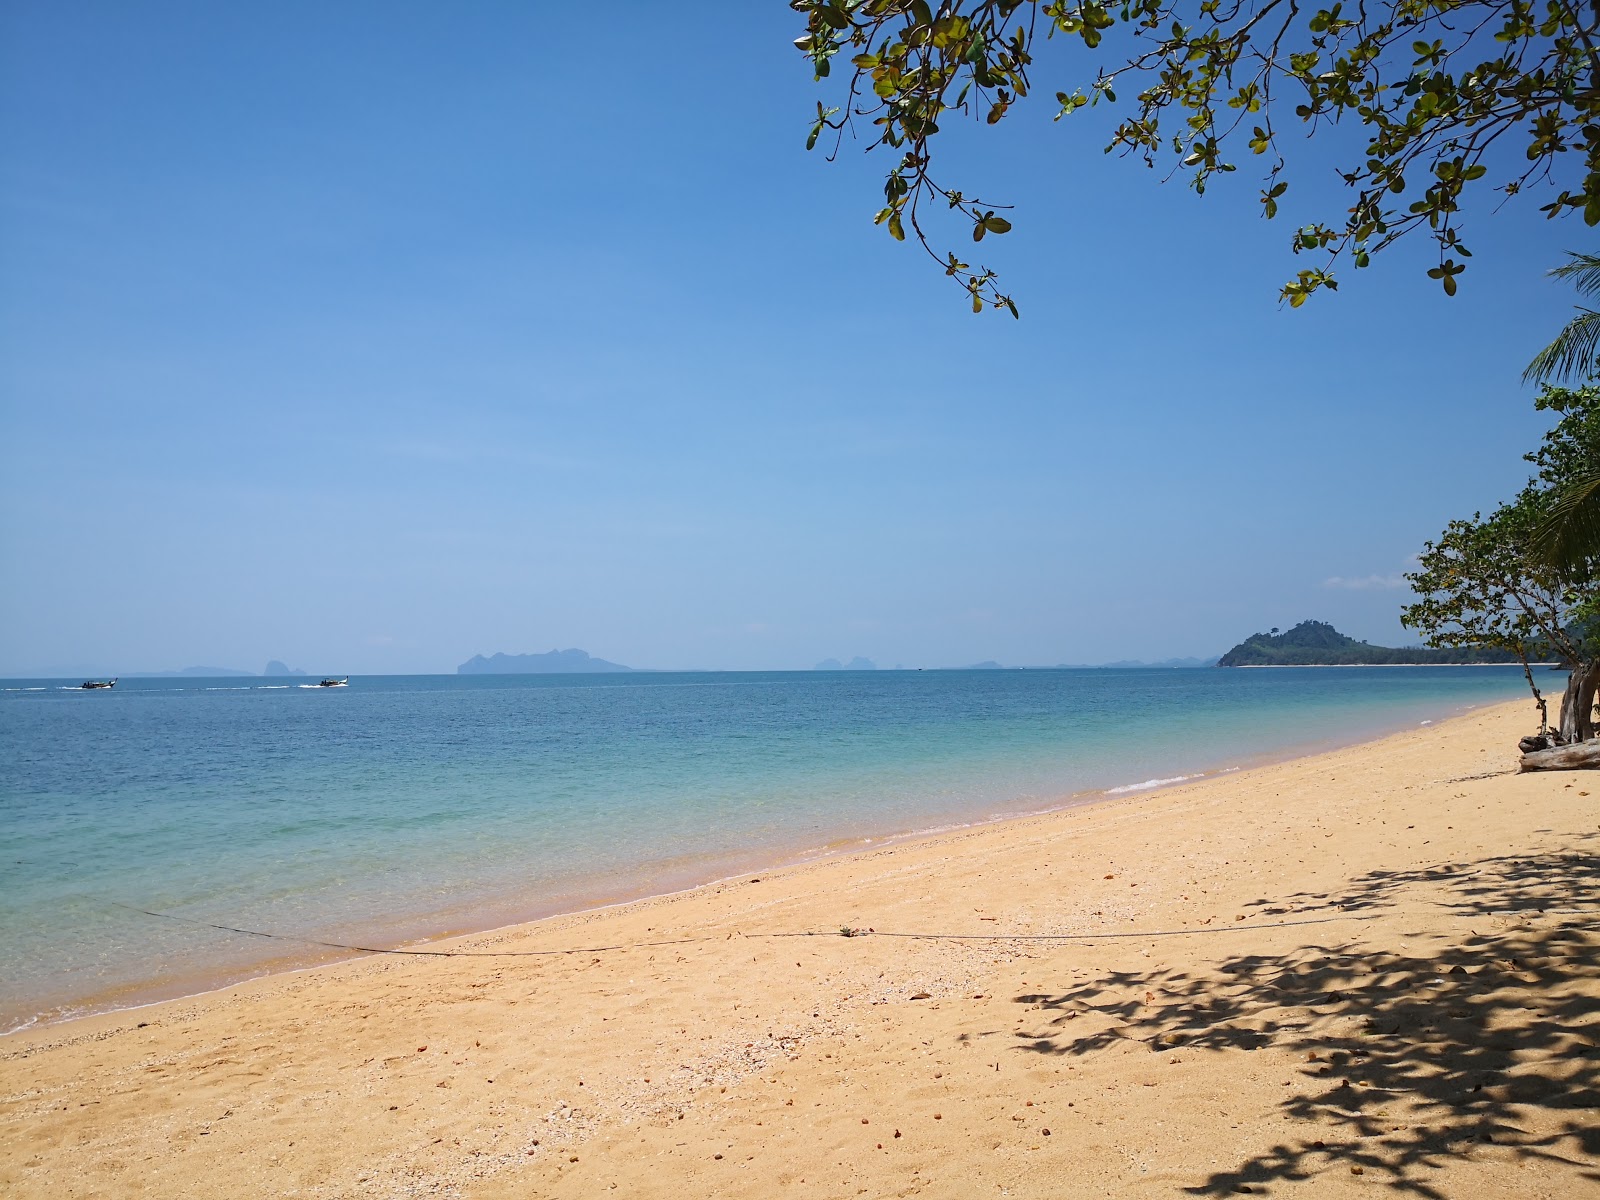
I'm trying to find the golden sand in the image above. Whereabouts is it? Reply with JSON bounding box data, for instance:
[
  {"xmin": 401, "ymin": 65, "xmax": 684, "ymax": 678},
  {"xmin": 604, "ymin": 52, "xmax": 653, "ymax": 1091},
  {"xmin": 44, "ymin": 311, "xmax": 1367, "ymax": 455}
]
[{"xmin": 3, "ymin": 698, "xmax": 1596, "ymax": 1198}]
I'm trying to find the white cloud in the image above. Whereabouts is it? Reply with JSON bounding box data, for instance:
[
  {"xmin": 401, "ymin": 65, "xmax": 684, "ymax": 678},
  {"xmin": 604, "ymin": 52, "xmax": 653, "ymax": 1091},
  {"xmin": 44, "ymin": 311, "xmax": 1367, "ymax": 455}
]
[{"xmin": 1322, "ymin": 574, "xmax": 1408, "ymax": 590}]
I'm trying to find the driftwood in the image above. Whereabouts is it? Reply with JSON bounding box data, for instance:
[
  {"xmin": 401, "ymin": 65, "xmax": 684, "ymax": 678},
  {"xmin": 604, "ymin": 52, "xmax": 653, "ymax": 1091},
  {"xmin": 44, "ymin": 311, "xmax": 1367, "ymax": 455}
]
[{"xmin": 1519, "ymin": 739, "xmax": 1600, "ymax": 772}]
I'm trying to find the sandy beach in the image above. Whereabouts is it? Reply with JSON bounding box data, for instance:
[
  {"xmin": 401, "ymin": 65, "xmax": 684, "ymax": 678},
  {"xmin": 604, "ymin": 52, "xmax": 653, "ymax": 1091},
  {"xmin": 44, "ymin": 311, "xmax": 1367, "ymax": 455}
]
[{"xmin": 2, "ymin": 697, "xmax": 1595, "ymax": 1198}]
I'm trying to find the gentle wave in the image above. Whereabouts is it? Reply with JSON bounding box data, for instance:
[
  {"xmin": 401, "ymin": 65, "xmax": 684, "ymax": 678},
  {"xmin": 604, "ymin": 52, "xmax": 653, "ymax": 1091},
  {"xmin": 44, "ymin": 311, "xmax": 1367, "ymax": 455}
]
[{"xmin": 1106, "ymin": 774, "xmax": 1196, "ymax": 794}]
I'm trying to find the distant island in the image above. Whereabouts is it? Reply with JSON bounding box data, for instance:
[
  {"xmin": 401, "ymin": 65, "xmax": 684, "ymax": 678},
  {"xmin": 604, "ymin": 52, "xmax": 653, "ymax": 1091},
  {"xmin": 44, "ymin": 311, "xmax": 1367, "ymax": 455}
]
[
  {"xmin": 263, "ymin": 660, "xmax": 308, "ymax": 677},
  {"xmin": 458, "ymin": 649, "xmax": 634, "ymax": 674},
  {"xmin": 815, "ymin": 657, "xmax": 877, "ymax": 670},
  {"xmin": 1218, "ymin": 620, "xmax": 1524, "ymax": 666}
]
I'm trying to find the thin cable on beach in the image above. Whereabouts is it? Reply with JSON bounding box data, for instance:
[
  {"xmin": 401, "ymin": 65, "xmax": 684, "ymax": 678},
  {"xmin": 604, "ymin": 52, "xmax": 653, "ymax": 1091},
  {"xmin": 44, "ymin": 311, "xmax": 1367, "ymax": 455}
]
[
  {"xmin": 115, "ymin": 901, "xmax": 1593, "ymax": 962},
  {"xmin": 111, "ymin": 904, "xmax": 716, "ymax": 957}
]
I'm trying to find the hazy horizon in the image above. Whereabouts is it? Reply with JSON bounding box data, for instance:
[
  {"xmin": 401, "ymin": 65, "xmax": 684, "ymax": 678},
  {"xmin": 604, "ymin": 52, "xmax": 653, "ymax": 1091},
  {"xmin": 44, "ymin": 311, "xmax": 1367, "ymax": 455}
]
[{"xmin": 9, "ymin": 638, "xmax": 1442, "ymax": 679}]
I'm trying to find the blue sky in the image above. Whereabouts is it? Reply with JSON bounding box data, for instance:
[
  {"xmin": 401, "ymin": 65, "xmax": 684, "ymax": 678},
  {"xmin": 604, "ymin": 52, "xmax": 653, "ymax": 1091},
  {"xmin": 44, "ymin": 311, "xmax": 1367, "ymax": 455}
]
[{"xmin": 0, "ymin": 2, "xmax": 1584, "ymax": 674}]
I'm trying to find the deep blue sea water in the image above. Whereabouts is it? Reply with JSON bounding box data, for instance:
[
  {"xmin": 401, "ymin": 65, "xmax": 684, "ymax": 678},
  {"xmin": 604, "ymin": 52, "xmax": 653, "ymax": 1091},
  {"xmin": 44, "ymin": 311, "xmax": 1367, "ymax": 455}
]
[{"xmin": 0, "ymin": 667, "xmax": 1533, "ymax": 1030}]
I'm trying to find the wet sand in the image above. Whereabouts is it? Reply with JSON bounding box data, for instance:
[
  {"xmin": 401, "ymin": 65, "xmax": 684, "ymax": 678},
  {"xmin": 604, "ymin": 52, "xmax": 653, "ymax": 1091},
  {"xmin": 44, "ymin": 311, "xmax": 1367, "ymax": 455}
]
[{"xmin": 2, "ymin": 698, "xmax": 1596, "ymax": 1198}]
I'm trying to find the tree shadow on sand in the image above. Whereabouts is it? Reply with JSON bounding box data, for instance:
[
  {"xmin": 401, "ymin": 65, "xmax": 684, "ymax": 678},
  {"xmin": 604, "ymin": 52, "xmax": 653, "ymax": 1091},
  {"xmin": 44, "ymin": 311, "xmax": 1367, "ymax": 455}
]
[{"xmin": 1007, "ymin": 845, "xmax": 1600, "ymax": 1196}]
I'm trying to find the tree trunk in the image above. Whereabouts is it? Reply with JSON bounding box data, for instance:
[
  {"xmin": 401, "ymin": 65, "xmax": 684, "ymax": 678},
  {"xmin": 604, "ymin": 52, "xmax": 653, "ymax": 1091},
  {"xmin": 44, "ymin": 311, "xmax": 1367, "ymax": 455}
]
[
  {"xmin": 1555, "ymin": 661, "xmax": 1600, "ymax": 744},
  {"xmin": 1520, "ymin": 739, "xmax": 1600, "ymax": 771}
]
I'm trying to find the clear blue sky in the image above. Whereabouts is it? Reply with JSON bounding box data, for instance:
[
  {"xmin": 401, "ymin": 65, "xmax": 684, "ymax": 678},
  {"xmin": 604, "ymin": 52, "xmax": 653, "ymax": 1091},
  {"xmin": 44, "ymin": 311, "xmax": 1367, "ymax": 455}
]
[{"xmin": 0, "ymin": 2, "xmax": 1583, "ymax": 674}]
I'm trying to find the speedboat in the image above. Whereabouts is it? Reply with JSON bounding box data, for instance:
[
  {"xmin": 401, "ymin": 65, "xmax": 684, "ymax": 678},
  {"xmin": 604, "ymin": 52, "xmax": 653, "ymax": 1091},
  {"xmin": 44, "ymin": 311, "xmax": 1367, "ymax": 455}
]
[
  {"xmin": 80, "ymin": 678, "xmax": 117, "ymax": 690},
  {"xmin": 317, "ymin": 677, "xmax": 349, "ymax": 687}
]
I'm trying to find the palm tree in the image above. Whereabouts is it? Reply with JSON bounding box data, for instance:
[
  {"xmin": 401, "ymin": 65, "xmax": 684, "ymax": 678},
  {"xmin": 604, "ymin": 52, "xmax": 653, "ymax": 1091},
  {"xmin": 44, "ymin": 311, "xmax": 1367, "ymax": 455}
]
[
  {"xmin": 1525, "ymin": 253, "xmax": 1600, "ymax": 386},
  {"xmin": 1532, "ymin": 470, "xmax": 1600, "ymax": 569},
  {"xmin": 1527, "ymin": 253, "xmax": 1600, "ymax": 571}
]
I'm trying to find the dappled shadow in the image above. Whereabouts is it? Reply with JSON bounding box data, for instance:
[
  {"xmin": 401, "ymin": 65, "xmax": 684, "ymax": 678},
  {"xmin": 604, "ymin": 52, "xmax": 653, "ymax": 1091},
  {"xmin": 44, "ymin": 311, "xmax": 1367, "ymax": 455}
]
[
  {"xmin": 1008, "ymin": 850, "xmax": 1600, "ymax": 1196},
  {"xmin": 1242, "ymin": 836, "xmax": 1600, "ymax": 919}
]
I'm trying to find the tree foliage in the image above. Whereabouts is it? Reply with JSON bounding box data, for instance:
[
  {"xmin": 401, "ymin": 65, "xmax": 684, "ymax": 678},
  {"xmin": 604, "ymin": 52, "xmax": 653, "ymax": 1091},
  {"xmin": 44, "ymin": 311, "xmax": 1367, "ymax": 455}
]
[
  {"xmin": 1401, "ymin": 489, "xmax": 1577, "ymax": 661},
  {"xmin": 1403, "ymin": 385, "xmax": 1600, "ymax": 737},
  {"xmin": 791, "ymin": 0, "xmax": 1600, "ymax": 312}
]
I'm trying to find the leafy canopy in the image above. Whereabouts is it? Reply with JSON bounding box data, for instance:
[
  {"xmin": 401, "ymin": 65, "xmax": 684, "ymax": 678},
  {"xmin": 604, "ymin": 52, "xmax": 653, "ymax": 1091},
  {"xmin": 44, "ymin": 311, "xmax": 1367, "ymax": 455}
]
[
  {"xmin": 1402, "ymin": 385, "xmax": 1600, "ymax": 667},
  {"xmin": 792, "ymin": 0, "xmax": 1600, "ymax": 312}
]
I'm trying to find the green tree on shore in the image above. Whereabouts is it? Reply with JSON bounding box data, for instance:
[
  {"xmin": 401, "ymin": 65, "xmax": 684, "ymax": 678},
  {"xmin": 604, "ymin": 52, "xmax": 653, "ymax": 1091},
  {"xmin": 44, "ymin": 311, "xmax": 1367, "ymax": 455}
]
[
  {"xmin": 1404, "ymin": 386, "xmax": 1600, "ymax": 749},
  {"xmin": 791, "ymin": 0, "xmax": 1599, "ymax": 313},
  {"xmin": 1526, "ymin": 255, "xmax": 1600, "ymax": 570}
]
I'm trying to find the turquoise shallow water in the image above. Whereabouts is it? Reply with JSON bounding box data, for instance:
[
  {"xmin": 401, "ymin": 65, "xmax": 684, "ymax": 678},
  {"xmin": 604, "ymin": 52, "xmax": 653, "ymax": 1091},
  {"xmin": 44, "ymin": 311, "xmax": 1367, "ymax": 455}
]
[{"xmin": 0, "ymin": 667, "xmax": 1533, "ymax": 1030}]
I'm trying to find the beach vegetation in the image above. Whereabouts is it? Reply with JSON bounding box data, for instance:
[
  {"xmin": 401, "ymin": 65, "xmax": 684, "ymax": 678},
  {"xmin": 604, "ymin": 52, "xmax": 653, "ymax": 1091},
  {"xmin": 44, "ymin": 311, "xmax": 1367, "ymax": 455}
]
[
  {"xmin": 1525, "ymin": 253, "xmax": 1600, "ymax": 388},
  {"xmin": 1403, "ymin": 384, "xmax": 1600, "ymax": 747},
  {"xmin": 790, "ymin": 0, "xmax": 1598, "ymax": 313},
  {"xmin": 1526, "ymin": 254, "xmax": 1600, "ymax": 571}
]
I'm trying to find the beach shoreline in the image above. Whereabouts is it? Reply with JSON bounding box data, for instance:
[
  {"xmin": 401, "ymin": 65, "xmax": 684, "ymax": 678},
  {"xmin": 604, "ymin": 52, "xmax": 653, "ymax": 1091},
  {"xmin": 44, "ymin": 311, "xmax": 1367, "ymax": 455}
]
[
  {"xmin": 1, "ymin": 689, "xmax": 1522, "ymax": 1036},
  {"xmin": 3, "ymin": 696, "xmax": 1595, "ymax": 1199}
]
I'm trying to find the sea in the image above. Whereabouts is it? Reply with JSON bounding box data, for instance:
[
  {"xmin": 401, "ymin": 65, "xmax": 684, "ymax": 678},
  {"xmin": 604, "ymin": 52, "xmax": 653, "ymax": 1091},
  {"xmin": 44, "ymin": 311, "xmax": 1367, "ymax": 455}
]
[{"xmin": 0, "ymin": 666, "xmax": 1534, "ymax": 1032}]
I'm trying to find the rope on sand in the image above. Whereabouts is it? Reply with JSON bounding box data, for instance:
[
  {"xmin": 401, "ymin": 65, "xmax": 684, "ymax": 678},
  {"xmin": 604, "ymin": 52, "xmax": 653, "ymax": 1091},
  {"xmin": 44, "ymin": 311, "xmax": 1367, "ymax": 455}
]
[{"xmin": 117, "ymin": 902, "xmax": 1594, "ymax": 961}]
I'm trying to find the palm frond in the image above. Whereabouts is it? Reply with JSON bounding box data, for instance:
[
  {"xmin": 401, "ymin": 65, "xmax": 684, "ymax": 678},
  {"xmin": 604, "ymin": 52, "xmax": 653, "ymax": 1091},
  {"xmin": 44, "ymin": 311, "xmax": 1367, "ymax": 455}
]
[
  {"xmin": 1524, "ymin": 308, "xmax": 1600, "ymax": 384},
  {"xmin": 1547, "ymin": 253, "xmax": 1600, "ymax": 296},
  {"xmin": 1532, "ymin": 469, "xmax": 1600, "ymax": 571}
]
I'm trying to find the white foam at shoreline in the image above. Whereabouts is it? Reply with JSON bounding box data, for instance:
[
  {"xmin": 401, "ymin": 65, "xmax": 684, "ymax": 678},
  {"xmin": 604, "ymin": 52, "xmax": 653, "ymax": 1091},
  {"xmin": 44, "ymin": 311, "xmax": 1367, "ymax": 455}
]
[{"xmin": 1106, "ymin": 774, "xmax": 1195, "ymax": 794}]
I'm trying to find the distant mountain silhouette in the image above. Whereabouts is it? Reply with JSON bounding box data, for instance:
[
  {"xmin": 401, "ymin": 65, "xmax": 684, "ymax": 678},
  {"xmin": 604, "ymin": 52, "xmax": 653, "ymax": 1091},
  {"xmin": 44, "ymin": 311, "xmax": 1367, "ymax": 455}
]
[
  {"xmin": 458, "ymin": 649, "xmax": 633, "ymax": 674},
  {"xmin": 263, "ymin": 660, "xmax": 307, "ymax": 677},
  {"xmin": 1218, "ymin": 620, "xmax": 1522, "ymax": 666},
  {"xmin": 815, "ymin": 657, "xmax": 876, "ymax": 670}
]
